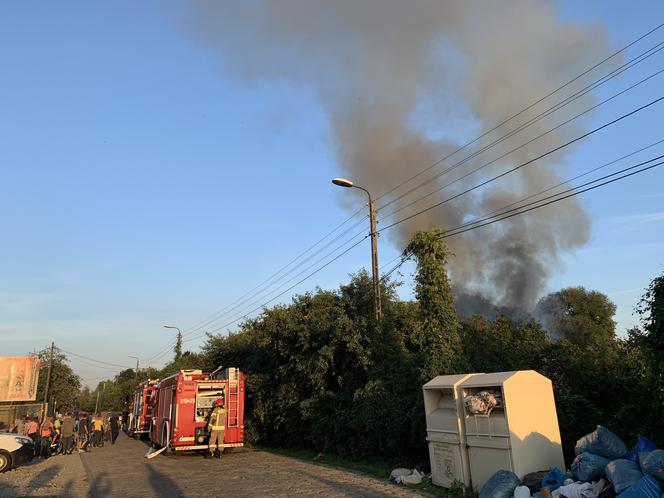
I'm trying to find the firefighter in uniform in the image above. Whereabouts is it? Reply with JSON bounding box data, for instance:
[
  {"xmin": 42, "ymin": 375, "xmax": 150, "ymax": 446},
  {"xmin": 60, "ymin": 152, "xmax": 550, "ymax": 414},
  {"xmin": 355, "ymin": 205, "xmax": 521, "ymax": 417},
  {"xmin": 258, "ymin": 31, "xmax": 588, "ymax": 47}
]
[{"xmin": 207, "ymin": 397, "xmax": 226, "ymax": 459}]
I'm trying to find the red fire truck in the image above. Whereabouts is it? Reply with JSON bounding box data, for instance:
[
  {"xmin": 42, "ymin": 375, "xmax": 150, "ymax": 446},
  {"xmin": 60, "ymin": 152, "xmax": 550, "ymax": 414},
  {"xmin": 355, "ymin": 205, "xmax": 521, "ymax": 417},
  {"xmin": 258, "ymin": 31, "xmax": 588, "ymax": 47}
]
[
  {"xmin": 150, "ymin": 368, "xmax": 245, "ymax": 453},
  {"xmin": 128, "ymin": 379, "xmax": 159, "ymax": 438}
]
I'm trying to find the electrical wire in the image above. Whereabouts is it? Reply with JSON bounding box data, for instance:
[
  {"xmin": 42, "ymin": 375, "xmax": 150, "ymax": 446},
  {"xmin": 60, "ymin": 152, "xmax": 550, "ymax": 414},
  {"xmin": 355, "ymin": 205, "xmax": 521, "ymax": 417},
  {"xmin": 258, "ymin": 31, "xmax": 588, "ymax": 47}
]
[
  {"xmin": 193, "ymin": 230, "xmax": 370, "ymax": 338},
  {"xmin": 378, "ymin": 40, "xmax": 664, "ymax": 214},
  {"xmin": 143, "ymin": 23, "xmax": 664, "ymax": 358},
  {"xmin": 181, "ymin": 207, "xmax": 367, "ymax": 335},
  {"xmin": 144, "ymin": 227, "xmax": 372, "ymax": 360},
  {"xmin": 381, "ymin": 94, "xmax": 664, "ymax": 231},
  {"xmin": 441, "ymin": 157, "xmax": 664, "ymax": 239},
  {"xmin": 374, "ymin": 22, "xmax": 664, "ymax": 205},
  {"xmin": 380, "ymin": 65, "xmax": 664, "ymax": 222},
  {"xmin": 182, "ymin": 235, "xmax": 369, "ymax": 344},
  {"xmin": 181, "ymin": 214, "xmax": 369, "ymax": 337},
  {"xmin": 380, "ymin": 154, "xmax": 664, "ymax": 278},
  {"xmin": 57, "ymin": 347, "xmax": 133, "ymax": 370},
  {"xmin": 143, "ymin": 212, "xmax": 369, "ymax": 363},
  {"xmin": 454, "ymin": 138, "xmax": 664, "ymax": 228}
]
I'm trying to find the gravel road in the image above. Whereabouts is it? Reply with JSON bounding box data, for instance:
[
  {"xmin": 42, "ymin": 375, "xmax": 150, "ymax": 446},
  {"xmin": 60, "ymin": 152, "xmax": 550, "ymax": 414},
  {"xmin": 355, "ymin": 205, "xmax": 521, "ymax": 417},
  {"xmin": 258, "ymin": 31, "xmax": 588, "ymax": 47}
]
[
  {"xmin": 0, "ymin": 450, "xmax": 88, "ymax": 498},
  {"xmin": 1, "ymin": 433, "xmax": 422, "ymax": 497}
]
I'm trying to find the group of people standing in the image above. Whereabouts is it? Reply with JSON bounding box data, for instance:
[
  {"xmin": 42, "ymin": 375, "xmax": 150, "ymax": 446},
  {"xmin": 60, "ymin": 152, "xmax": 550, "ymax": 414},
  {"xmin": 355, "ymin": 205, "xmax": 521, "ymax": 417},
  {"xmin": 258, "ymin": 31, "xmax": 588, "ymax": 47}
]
[{"xmin": 11, "ymin": 411, "xmax": 122, "ymax": 458}]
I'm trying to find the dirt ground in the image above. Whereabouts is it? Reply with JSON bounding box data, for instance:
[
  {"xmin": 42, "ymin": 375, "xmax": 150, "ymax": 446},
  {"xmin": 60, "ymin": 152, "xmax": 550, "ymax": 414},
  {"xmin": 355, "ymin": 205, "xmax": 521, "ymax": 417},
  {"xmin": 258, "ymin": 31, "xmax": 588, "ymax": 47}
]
[
  {"xmin": 1, "ymin": 434, "xmax": 422, "ymax": 498},
  {"xmin": 0, "ymin": 451, "xmax": 88, "ymax": 498}
]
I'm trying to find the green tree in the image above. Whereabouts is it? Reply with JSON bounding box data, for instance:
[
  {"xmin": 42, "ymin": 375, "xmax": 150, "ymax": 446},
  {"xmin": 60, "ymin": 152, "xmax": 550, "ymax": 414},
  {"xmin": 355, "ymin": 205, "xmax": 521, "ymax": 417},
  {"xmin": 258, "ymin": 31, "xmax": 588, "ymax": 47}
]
[
  {"xmin": 406, "ymin": 230, "xmax": 463, "ymax": 380},
  {"xmin": 534, "ymin": 287, "xmax": 617, "ymax": 351},
  {"xmin": 636, "ymin": 272, "xmax": 664, "ymax": 360},
  {"xmin": 35, "ymin": 347, "xmax": 81, "ymax": 412},
  {"xmin": 635, "ymin": 273, "xmax": 664, "ymax": 444},
  {"xmin": 462, "ymin": 315, "xmax": 548, "ymax": 373}
]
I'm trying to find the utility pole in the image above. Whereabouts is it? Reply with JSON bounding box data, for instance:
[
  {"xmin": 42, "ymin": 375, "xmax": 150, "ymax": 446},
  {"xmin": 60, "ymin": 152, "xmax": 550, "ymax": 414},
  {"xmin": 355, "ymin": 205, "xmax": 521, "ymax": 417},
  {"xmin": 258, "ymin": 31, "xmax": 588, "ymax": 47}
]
[
  {"xmin": 128, "ymin": 355, "xmax": 139, "ymax": 381},
  {"xmin": 332, "ymin": 178, "xmax": 382, "ymax": 320},
  {"xmin": 42, "ymin": 342, "xmax": 55, "ymax": 420},
  {"xmin": 95, "ymin": 383, "xmax": 104, "ymax": 415},
  {"xmin": 368, "ymin": 198, "xmax": 382, "ymax": 321}
]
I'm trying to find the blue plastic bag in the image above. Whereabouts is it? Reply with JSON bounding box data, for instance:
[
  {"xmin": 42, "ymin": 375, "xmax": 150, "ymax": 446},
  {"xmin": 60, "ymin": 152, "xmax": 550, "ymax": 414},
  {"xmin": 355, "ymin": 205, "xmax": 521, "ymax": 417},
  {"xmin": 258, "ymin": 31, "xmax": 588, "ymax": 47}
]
[
  {"xmin": 641, "ymin": 449, "xmax": 664, "ymax": 479},
  {"xmin": 575, "ymin": 425, "xmax": 628, "ymax": 460},
  {"xmin": 605, "ymin": 459, "xmax": 643, "ymax": 495},
  {"xmin": 572, "ymin": 452, "xmax": 610, "ymax": 481},
  {"xmin": 541, "ymin": 467, "xmax": 567, "ymax": 492},
  {"xmin": 478, "ymin": 469, "xmax": 520, "ymax": 498},
  {"xmin": 626, "ymin": 435, "xmax": 657, "ymax": 462},
  {"xmin": 639, "ymin": 450, "xmax": 653, "ymax": 471},
  {"xmin": 615, "ymin": 475, "xmax": 662, "ymax": 498}
]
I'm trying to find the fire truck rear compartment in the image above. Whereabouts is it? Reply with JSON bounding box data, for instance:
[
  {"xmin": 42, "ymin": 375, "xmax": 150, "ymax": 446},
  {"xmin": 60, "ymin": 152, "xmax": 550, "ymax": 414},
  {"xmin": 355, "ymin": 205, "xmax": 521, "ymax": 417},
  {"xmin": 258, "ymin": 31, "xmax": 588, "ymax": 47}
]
[{"xmin": 195, "ymin": 384, "xmax": 225, "ymax": 421}]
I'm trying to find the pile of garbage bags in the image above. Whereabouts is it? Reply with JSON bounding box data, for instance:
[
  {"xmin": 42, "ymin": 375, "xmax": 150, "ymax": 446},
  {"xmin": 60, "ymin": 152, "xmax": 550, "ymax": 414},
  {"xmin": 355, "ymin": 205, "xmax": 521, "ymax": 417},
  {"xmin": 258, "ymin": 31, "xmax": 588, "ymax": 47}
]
[
  {"xmin": 479, "ymin": 425, "xmax": 664, "ymax": 498},
  {"xmin": 464, "ymin": 390, "xmax": 503, "ymax": 415},
  {"xmin": 389, "ymin": 467, "xmax": 424, "ymax": 485}
]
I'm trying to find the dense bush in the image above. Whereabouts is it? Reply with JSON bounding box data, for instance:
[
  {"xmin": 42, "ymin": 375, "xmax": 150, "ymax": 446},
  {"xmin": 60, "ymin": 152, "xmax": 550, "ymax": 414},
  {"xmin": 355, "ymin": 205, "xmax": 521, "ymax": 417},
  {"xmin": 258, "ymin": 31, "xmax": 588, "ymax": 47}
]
[{"xmin": 87, "ymin": 229, "xmax": 664, "ymax": 469}]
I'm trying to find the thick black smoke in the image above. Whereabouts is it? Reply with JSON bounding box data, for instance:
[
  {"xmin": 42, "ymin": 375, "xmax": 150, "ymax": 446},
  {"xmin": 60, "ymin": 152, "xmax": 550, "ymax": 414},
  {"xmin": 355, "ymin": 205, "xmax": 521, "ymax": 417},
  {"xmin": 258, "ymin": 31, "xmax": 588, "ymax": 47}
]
[{"xmin": 185, "ymin": 0, "xmax": 615, "ymax": 309}]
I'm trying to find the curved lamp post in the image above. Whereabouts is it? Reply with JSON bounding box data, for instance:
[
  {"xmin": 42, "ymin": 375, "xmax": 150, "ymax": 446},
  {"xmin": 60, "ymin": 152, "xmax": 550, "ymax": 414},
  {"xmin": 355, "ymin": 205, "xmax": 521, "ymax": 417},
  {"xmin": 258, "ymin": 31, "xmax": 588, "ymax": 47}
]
[{"xmin": 332, "ymin": 178, "xmax": 381, "ymax": 320}]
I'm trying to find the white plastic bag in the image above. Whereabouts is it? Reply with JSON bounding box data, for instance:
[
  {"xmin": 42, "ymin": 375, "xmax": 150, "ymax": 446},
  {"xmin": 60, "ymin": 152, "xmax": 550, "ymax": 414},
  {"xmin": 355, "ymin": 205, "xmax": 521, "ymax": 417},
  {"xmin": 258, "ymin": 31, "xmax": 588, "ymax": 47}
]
[{"xmin": 514, "ymin": 485, "xmax": 531, "ymax": 498}]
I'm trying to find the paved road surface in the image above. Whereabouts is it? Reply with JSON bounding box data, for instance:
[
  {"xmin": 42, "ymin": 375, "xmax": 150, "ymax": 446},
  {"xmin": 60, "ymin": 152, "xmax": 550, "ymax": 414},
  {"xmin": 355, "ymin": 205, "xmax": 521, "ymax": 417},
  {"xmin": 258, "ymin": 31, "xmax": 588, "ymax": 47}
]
[{"xmin": 79, "ymin": 433, "xmax": 421, "ymax": 497}]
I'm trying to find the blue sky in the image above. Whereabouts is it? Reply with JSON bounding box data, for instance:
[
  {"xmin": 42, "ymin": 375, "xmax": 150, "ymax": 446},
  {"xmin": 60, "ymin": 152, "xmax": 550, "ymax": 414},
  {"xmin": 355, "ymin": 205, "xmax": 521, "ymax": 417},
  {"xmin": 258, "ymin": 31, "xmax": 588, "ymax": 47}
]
[{"xmin": 1, "ymin": 1, "xmax": 663, "ymax": 386}]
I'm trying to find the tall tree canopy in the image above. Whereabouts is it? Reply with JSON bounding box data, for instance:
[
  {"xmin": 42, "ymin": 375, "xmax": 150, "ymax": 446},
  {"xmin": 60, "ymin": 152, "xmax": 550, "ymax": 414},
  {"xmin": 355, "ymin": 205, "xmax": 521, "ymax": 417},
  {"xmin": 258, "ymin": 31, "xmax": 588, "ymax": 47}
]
[
  {"xmin": 35, "ymin": 347, "xmax": 81, "ymax": 411},
  {"xmin": 406, "ymin": 229, "xmax": 463, "ymax": 380},
  {"xmin": 534, "ymin": 286, "xmax": 617, "ymax": 349}
]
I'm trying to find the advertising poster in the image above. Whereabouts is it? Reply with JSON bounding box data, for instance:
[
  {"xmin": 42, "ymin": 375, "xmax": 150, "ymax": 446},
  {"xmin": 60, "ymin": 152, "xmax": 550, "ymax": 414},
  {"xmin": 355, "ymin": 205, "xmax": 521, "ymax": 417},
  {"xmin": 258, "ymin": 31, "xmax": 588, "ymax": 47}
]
[{"xmin": 0, "ymin": 356, "xmax": 41, "ymax": 402}]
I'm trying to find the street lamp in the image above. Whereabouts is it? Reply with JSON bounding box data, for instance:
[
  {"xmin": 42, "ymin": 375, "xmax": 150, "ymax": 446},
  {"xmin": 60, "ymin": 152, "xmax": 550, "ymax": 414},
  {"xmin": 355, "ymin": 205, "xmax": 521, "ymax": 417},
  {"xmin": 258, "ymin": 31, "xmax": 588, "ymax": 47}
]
[
  {"xmin": 163, "ymin": 325, "xmax": 182, "ymax": 359},
  {"xmin": 128, "ymin": 355, "xmax": 139, "ymax": 380},
  {"xmin": 332, "ymin": 177, "xmax": 382, "ymax": 320}
]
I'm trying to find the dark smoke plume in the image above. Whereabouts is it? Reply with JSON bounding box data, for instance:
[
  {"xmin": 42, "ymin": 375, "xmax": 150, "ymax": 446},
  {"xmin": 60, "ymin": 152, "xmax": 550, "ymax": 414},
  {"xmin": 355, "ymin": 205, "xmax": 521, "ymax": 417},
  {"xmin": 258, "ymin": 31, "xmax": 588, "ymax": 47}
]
[{"xmin": 185, "ymin": 0, "xmax": 614, "ymax": 309}]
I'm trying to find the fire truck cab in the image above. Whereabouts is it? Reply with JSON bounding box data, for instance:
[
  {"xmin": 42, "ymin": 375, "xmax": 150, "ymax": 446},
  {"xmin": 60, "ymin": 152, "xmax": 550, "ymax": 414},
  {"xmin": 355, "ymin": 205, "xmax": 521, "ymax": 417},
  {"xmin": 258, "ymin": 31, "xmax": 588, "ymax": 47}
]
[
  {"xmin": 150, "ymin": 368, "xmax": 244, "ymax": 452},
  {"xmin": 128, "ymin": 379, "xmax": 159, "ymax": 439}
]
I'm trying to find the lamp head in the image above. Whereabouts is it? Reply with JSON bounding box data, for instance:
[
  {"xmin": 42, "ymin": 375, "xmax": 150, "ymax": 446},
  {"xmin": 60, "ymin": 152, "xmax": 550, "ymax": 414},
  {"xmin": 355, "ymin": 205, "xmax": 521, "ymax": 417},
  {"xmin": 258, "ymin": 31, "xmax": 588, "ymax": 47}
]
[{"xmin": 332, "ymin": 178, "xmax": 354, "ymax": 188}]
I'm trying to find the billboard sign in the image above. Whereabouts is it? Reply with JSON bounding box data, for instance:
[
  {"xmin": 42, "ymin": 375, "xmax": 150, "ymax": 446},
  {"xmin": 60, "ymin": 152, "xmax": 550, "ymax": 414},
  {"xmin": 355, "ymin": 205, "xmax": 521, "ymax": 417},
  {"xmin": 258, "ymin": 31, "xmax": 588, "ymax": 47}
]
[{"xmin": 0, "ymin": 356, "xmax": 41, "ymax": 402}]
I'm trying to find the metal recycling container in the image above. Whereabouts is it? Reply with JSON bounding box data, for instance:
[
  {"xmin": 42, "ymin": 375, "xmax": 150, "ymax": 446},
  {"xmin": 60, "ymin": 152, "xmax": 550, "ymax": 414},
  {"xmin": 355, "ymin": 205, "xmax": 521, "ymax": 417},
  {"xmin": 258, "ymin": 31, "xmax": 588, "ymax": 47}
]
[
  {"xmin": 460, "ymin": 370, "xmax": 565, "ymax": 491},
  {"xmin": 423, "ymin": 373, "xmax": 482, "ymax": 488}
]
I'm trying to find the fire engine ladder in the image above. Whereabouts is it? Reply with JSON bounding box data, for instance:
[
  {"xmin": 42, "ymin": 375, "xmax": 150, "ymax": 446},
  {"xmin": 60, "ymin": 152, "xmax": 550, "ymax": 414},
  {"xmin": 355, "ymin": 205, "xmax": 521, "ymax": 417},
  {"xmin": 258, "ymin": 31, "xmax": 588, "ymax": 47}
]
[{"xmin": 227, "ymin": 378, "xmax": 239, "ymax": 428}]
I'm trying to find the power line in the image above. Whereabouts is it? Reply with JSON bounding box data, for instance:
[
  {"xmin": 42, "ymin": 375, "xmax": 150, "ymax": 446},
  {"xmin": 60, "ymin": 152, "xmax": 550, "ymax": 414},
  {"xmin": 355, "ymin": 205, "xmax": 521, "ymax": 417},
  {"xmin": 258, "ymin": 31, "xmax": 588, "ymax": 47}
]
[
  {"xmin": 142, "ymin": 212, "xmax": 369, "ymax": 363},
  {"xmin": 181, "ymin": 214, "xmax": 369, "ymax": 337},
  {"xmin": 441, "ymin": 156, "xmax": 664, "ymax": 239},
  {"xmin": 182, "ymin": 235, "xmax": 369, "ymax": 344},
  {"xmin": 147, "ymin": 137, "xmax": 663, "ymax": 354},
  {"xmin": 374, "ymin": 22, "xmax": 664, "ymax": 205},
  {"xmin": 378, "ymin": 40, "xmax": 664, "ymax": 214},
  {"xmin": 57, "ymin": 347, "xmax": 133, "ymax": 370},
  {"xmin": 181, "ymin": 207, "xmax": 367, "ymax": 335},
  {"xmin": 456, "ymin": 138, "xmax": 664, "ymax": 228},
  {"xmin": 195, "ymin": 232, "xmax": 369, "ymax": 338},
  {"xmin": 381, "ymin": 153, "xmax": 664, "ymax": 278},
  {"xmin": 381, "ymin": 94, "xmax": 664, "ymax": 232},
  {"xmin": 143, "ymin": 212, "xmax": 368, "ymax": 362},
  {"xmin": 144, "ymin": 23, "xmax": 664, "ymax": 357},
  {"xmin": 145, "ymin": 229, "xmax": 371, "ymax": 355},
  {"xmin": 380, "ymin": 66, "xmax": 664, "ymax": 222}
]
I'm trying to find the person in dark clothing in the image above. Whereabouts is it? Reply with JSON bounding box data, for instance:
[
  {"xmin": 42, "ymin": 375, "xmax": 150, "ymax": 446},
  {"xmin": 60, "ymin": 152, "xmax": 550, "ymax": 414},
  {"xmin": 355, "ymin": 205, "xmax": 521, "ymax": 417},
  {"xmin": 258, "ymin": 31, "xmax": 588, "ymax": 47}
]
[
  {"xmin": 109, "ymin": 413, "xmax": 120, "ymax": 444},
  {"xmin": 61, "ymin": 412, "xmax": 75, "ymax": 454},
  {"xmin": 78, "ymin": 414, "xmax": 90, "ymax": 452},
  {"xmin": 121, "ymin": 411, "xmax": 129, "ymax": 432}
]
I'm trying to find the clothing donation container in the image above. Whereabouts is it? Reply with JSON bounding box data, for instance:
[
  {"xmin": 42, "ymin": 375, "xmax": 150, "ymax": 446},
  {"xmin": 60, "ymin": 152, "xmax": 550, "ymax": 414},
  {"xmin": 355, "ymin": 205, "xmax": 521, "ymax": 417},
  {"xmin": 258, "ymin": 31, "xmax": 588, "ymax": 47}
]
[
  {"xmin": 460, "ymin": 370, "xmax": 564, "ymax": 491},
  {"xmin": 423, "ymin": 373, "xmax": 482, "ymax": 488}
]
